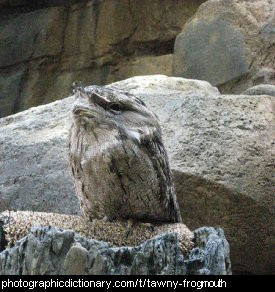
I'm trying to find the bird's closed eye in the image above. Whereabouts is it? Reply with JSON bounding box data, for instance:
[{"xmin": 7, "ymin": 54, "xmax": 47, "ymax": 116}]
[{"xmin": 109, "ymin": 103, "xmax": 123, "ymax": 113}]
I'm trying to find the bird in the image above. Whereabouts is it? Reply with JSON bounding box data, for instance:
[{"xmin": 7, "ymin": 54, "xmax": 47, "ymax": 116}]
[{"xmin": 68, "ymin": 84, "xmax": 182, "ymax": 225}]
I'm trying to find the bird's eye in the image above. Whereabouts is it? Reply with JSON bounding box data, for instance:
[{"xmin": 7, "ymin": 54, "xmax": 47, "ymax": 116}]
[{"xmin": 109, "ymin": 103, "xmax": 123, "ymax": 113}]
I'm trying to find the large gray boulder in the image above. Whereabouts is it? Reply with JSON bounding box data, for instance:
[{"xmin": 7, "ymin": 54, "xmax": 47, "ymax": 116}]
[
  {"xmin": 173, "ymin": 0, "xmax": 275, "ymax": 93},
  {"xmin": 0, "ymin": 75, "xmax": 274, "ymax": 274},
  {"xmin": 112, "ymin": 76, "xmax": 274, "ymax": 274},
  {"xmin": 0, "ymin": 225, "xmax": 231, "ymax": 275},
  {"xmin": 0, "ymin": 96, "xmax": 78, "ymax": 214}
]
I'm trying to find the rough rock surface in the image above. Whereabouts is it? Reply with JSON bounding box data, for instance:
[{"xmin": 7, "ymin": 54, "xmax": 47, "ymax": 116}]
[
  {"xmin": 0, "ymin": 97, "xmax": 77, "ymax": 214},
  {"xmin": 242, "ymin": 84, "xmax": 275, "ymax": 97},
  {"xmin": 0, "ymin": 75, "xmax": 274, "ymax": 274},
  {"xmin": 173, "ymin": 0, "xmax": 275, "ymax": 93},
  {"xmin": 0, "ymin": 0, "xmax": 205, "ymax": 117},
  {"xmin": 112, "ymin": 76, "xmax": 274, "ymax": 275},
  {"xmin": 189, "ymin": 227, "xmax": 231, "ymax": 275},
  {"xmin": 0, "ymin": 225, "xmax": 231, "ymax": 275}
]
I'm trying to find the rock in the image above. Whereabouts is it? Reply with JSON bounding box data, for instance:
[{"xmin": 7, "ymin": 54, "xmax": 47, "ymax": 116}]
[
  {"xmin": 0, "ymin": 7, "xmax": 65, "ymax": 68},
  {"xmin": 0, "ymin": 96, "xmax": 78, "ymax": 215},
  {"xmin": 0, "ymin": 75, "xmax": 273, "ymax": 274},
  {"xmin": 106, "ymin": 55, "xmax": 173, "ymax": 84},
  {"xmin": 0, "ymin": 1, "xmax": 90, "ymax": 13},
  {"xmin": 63, "ymin": 243, "xmax": 89, "ymax": 275},
  {"xmin": 0, "ymin": 6, "xmax": 66, "ymax": 117},
  {"xmin": 0, "ymin": 225, "xmax": 231, "ymax": 275},
  {"xmin": 190, "ymin": 227, "xmax": 231, "ymax": 275},
  {"xmin": 173, "ymin": 0, "xmax": 275, "ymax": 94},
  {"xmin": 252, "ymin": 67, "xmax": 275, "ymax": 85},
  {"xmin": 0, "ymin": 0, "xmax": 205, "ymax": 117},
  {"xmin": 0, "ymin": 220, "xmax": 7, "ymax": 252},
  {"xmin": 0, "ymin": 75, "xmax": 217, "ymax": 215},
  {"xmin": 110, "ymin": 74, "xmax": 220, "ymax": 95},
  {"xmin": 112, "ymin": 76, "xmax": 274, "ymax": 274},
  {"xmin": 242, "ymin": 84, "xmax": 275, "ymax": 97},
  {"xmin": 0, "ymin": 66, "xmax": 27, "ymax": 117}
]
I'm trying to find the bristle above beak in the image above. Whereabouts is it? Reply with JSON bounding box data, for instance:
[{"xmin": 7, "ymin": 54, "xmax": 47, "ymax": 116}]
[{"xmin": 89, "ymin": 92, "xmax": 110, "ymax": 105}]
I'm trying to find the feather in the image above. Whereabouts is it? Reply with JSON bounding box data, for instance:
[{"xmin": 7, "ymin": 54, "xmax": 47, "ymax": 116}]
[{"xmin": 69, "ymin": 85, "xmax": 182, "ymax": 223}]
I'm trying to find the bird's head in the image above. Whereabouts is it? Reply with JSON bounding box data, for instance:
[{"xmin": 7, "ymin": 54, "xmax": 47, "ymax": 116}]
[{"xmin": 72, "ymin": 85, "xmax": 161, "ymax": 143}]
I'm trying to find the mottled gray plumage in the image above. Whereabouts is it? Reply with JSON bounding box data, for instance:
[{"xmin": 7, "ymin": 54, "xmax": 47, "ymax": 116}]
[{"xmin": 69, "ymin": 85, "xmax": 182, "ymax": 223}]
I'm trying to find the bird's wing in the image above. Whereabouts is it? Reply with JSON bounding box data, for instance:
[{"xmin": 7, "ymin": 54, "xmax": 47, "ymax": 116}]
[{"xmin": 140, "ymin": 134, "xmax": 182, "ymax": 223}]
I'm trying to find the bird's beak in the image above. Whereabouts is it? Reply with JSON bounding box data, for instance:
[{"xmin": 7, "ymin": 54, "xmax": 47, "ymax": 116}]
[{"xmin": 73, "ymin": 107, "xmax": 91, "ymax": 116}]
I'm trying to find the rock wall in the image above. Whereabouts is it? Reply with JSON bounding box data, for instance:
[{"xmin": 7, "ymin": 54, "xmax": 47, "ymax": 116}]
[
  {"xmin": 0, "ymin": 75, "xmax": 273, "ymax": 274},
  {"xmin": 1, "ymin": 0, "xmax": 273, "ymax": 117},
  {"xmin": 0, "ymin": 0, "xmax": 205, "ymax": 117}
]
